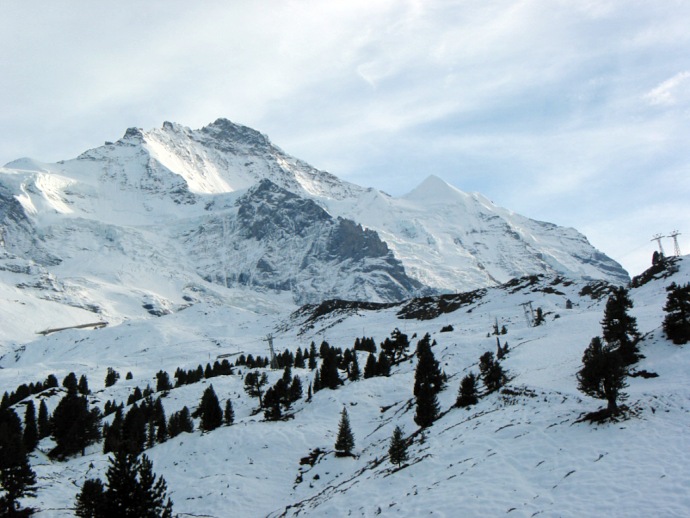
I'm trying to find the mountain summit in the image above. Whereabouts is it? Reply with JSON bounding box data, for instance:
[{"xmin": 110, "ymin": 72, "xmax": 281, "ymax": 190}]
[{"xmin": 0, "ymin": 118, "xmax": 627, "ymax": 327}]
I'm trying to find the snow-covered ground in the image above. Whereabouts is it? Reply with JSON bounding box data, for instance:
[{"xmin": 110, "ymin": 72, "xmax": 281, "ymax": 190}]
[{"xmin": 2, "ymin": 258, "xmax": 688, "ymax": 517}]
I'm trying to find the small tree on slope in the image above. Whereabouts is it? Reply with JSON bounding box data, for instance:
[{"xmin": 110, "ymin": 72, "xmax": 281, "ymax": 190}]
[
  {"xmin": 577, "ymin": 336, "xmax": 628, "ymax": 415},
  {"xmin": 456, "ymin": 372, "xmax": 479, "ymax": 408},
  {"xmin": 601, "ymin": 287, "xmax": 640, "ymax": 365},
  {"xmin": 388, "ymin": 426, "xmax": 408, "ymax": 467},
  {"xmin": 199, "ymin": 385, "xmax": 223, "ymax": 432},
  {"xmin": 663, "ymin": 282, "xmax": 690, "ymax": 345},
  {"xmin": 334, "ymin": 408, "xmax": 355, "ymax": 456}
]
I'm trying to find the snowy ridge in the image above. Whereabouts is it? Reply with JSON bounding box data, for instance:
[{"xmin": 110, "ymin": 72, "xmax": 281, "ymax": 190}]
[{"xmin": 0, "ymin": 258, "xmax": 688, "ymax": 516}]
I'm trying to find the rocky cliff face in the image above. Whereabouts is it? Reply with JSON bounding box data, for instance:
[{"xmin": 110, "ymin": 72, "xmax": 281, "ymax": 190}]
[{"xmin": 180, "ymin": 179, "xmax": 422, "ymax": 304}]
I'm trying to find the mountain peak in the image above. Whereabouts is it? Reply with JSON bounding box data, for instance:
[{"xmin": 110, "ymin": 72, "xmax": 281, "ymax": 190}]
[
  {"xmin": 201, "ymin": 118, "xmax": 271, "ymax": 148},
  {"xmin": 403, "ymin": 174, "xmax": 469, "ymax": 204}
]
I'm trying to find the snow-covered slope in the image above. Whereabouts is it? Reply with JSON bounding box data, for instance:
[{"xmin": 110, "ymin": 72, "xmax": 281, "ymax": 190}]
[
  {"xmin": 0, "ymin": 118, "xmax": 626, "ymax": 327},
  {"xmin": 1, "ymin": 257, "xmax": 687, "ymax": 517}
]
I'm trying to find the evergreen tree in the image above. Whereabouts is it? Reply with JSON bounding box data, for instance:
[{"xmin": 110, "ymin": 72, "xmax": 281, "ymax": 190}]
[
  {"xmin": 349, "ymin": 353, "xmax": 361, "ymax": 381},
  {"xmin": 104, "ymin": 368, "xmax": 120, "ymax": 388},
  {"xmin": 75, "ymin": 478, "xmax": 105, "ymax": 518},
  {"xmin": 388, "ymin": 425, "xmax": 408, "ymax": 467},
  {"xmin": 78, "ymin": 374, "xmax": 90, "ymax": 395},
  {"xmin": 23, "ymin": 400, "xmax": 38, "ymax": 453},
  {"xmin": 224, "ymin": 400, "xmax": 235, "ymax": 426},
  {"xmin": 312, "ymin": 370, "xmax": 322, "ymax": 393},
  {"xmin": 155, "ymin": 371, "xmax": 173, "ymax": 392},
  {"xmin": 167, "ymin": 407, "xmax": 193, "ymax": 438},
  {"xmin": 121, "ymin": 404, "xmax": 146, "ymax": 455},
  {"xmin": 334, "ymin": 408, "xmax": 355, "ymax": 456},
  {"xmin": 663, "ymin": 282, "xmax": 690, "ymax": 345},
  {"xmin": 363, "ymin": 353, "xmax": 377, "ymax": 379},
  {"xmin": 0, "ymin": 407, "xmax": 36, "ymax": 515},
  {"xmin": 243, "ymin": 371, "xmax": 268, "ymax": 408},
  {"xmin": 199, "ymin": 385, "xmax": 223, "ymax": 432},
  {"xmin": 103, "ymin": 407, "xmax": 124, "ymax": 454},
  {"xmin": 263, "ymin": 386, "xmax": 283, "ymax": 421},
  {"xmin": 289, "ymin": 375, "xmax": 303, "ymax": 403},
  {"xmin": 85, "ymin": 451, "xmax": 174, "ymax": 517},
  {"xmin": 414, "ymin": 382, "xmax": 439, "ymax": 428},
  {"xmin": 63, "ymin": 372, "xmax": 78, "ymax": 394},
  {"xmin": 50, "ymin": 393, "xmax": 101, "ymax": 458},
  {"xmin": 37, "ymin": 399, "xmax": 50, "ymax": 440},
  {"xmin": 376, "ymin": 352, "xmax": 391, "ymax": 377},
  {"xmin": 478, "ymin": 351, "xmax": 507, "ymax": 393},
  {"xmin": 308, "ymin": 342, "xmax": 317, "ymax": 370},
  {"xmin": 601, "ymin": 287, "xmax": 641, "ymax": 364},
  {"xmin": 294, "ymin": 348, "xmax": 305, "ymax": 369},
  {"xmin": 577, "ymin": 336, "xmax": 628, "ymax": 414},
  {"xmin": 456, "ymin": 372, "xmax": 479, "ymax": 408},
  {"xmin": 319, "ymin": 345, "xmax": 341, "ymax": 390},
  {"xmin": 413, "ymin": 334, "xmax": 444, "ymax": 397}
]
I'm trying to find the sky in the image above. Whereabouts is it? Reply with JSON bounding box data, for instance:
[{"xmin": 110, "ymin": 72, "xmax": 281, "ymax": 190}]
[{"xmin": 1, "ymin": 1, "xmax": 689, "ymax": 277}]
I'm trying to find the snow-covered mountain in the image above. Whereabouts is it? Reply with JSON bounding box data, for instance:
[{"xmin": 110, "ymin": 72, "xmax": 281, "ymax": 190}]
[
  {"xmin": 0, "ymin": 118, "xmax": 627, "ymax": 328},
  {"xmin": 1, "ymin": 117, "xmax": 686, "ymax": 517}
]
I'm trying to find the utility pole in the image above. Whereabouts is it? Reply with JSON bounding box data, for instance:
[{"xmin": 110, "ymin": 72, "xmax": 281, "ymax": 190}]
[
  {"xmin": 668, "ymin": 230, "xmax": 682, "ymax": 257},
  {"xmin": 520, "ymin": 301, "xmax": 535, "ymax": 327},
  {"xmin": 651, "ymin": 233, "xmax": 665, "ymax": 256},
  {"xmin": 264, "ymin": 333, "xmax": 278, "ymax": 369}
]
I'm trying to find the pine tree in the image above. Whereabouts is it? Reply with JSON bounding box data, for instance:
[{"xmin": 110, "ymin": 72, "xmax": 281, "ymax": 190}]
[
  {"xmin": 90, "ymin": 451, "xmax": 174, "ymax": 517},
  {"xmin": 363, "ymin": 353, "xmax": 377, "ymax": 379},
  {"xmin": 244, "ymin": 371, "xmax": 268, "ymax": 408},
  {"xmin": 478, "ymin": 351, "xmax": 506, "ymax": 393},
  {"xmin": 289, "ymin": 375, "xmax": 303, "ymax": 403},
  {"xmin": 155, "ymin": 371, "xmax": 173, "ymax": 392},
  {"xmin": 63, "ymin": 372, "xmax": 78, "ymax": 393},
  {"xmin": 199, "ymin": 385, "xmax": 223, "ymax": 432},
  {"xmin": 319, "ymin": 345, "xmax": 341, "ymax": 390},
  {"xmin": 75, "ymin": 478, "xmax": 105, "ymax": 517},
  {"xmin": 313, "ymin": 370, "xmax": 322, "ymax": 393},
  {"xmin": 663, "ymin": 282, "xmax": 690, "ymax": 344},
  {"xmin": 78, "ymin": 374, "xmax": 90, "ymax": 395},
  {"xmin": 0, "ymin": 407, "xmax": 36, "ymax": 515},
  {"xmin": 601, "ymin": 286, "xmax": 641, "ymax": 364},
  {"xmin": 456, "ymin": 372, "xmax": 479, "ymax": 408},
  {"xmin": 263, "ymin": 386, "xmax": 283, "ymax": 421},
  {"xmin": 388, "ymin": 425, "xmax": 408, "ymax": 467},
  {"xmin": 376, "ymin": 352, "xmax": 391, "ymax": 377},
  {"xmin": 308, "ymin": 342, "xmax": 317, "ymax": 370},
  {"xmin": 349, "ymin": 353, "xmax": 361, "ymax": 381},
  {"xmin": 37, "ymin": 399, "xmax": 50, "ymax": 439},
  {"xmin": 50, "ymin": 393, "xmax": 101, "ymax": 458},
  {"xmin": 413, "ymin": 334, "xmax": 444, "ymax": 397},
  {"xmin": 224, "ymin": 400, "xmax": 235, "ymax": 426},
  {"xmin": 577, "ymin": 336, "xmax": 628, "ymax": 415},
  {"xmin": 121, "ymin": 404, "xmax": 146, "ymax": 455},
  {"xmin": 22, "ymin": 400, "xmax": 38, "ymax": 452},
  {"xmin": 414, "ymin": 382, "xmax": 440, "ymax": 428},
  {"xmin": 105, "ymin": 367, "xmax": 120, "ymax": 388},
  {"xmin": 334, "ymin": 408, "xmax": 355, "ymax": 456},
  {"xmin": 104, "ymin": 407, "xmax": 124, "ymax": 454}
]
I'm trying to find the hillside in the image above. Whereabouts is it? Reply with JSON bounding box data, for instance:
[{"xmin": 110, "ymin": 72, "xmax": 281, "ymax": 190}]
[{"xmin": 1, "ymin": 257, "xmax": 687, "ymax": 516}]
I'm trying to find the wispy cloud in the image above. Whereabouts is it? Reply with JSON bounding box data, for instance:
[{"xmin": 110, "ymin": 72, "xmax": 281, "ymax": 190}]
[{"xmin": 0, "ymin": 0, "xmax": 689, "ymax": 276}]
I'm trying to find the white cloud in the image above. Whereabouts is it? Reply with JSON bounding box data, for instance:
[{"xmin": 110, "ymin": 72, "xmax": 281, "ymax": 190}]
[
  {"xmin": 644, "ymin": 71, "xmax": 690, "ymax": 106},
  {"xmin": 0, "ymin": 0, "xmax": 689, "ymax": 277}
]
